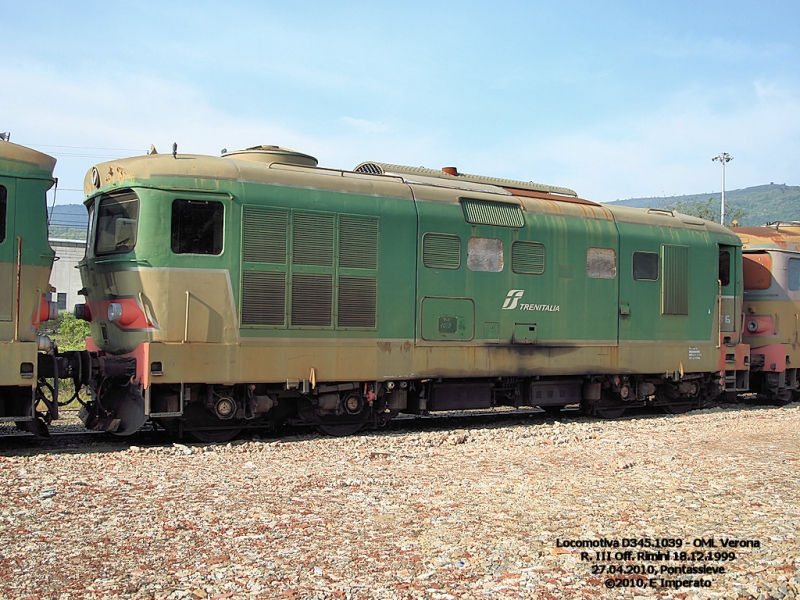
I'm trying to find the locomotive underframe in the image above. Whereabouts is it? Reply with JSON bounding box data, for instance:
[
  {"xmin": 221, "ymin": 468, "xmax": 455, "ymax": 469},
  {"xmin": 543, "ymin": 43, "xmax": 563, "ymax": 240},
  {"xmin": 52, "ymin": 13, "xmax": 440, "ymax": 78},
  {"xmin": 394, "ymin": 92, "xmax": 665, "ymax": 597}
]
[{"xmin": 77, "ymin": 350, "xmax": 727, "ymax": 440}]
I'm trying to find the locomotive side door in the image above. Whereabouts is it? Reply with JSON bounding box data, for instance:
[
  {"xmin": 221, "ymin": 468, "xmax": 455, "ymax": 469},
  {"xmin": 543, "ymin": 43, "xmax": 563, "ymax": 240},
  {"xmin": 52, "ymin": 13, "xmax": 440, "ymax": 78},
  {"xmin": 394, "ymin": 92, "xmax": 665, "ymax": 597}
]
[
  {"xmin": 718, "ymin": 244, "xmax": 740, "ymax": 337},
  {"xmin": 0, "ymin": 176, "xmax": 15, "ymax": 321},
  {"xmin": 616, "ymin": 219, "xmax": 691, "ymax": 372}
]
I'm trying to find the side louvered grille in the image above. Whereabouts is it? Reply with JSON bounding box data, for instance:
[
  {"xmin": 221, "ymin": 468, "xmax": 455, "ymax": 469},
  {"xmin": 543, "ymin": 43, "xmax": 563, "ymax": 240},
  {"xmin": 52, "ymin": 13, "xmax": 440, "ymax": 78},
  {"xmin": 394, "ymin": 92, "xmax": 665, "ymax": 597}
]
[
  {"xmin": 340, "ymin": 216, "xmax": 378, "ymax": 269},
  {"xmin": 291, "ymin": 274, "xmax": 333, "ymax": 326},
  {"xmin": 241, "ymin": 271, "xmax": 286, "ymax": 325},
  {"xmin": 338, "ymin": 277, "xmax": 377, "ymax": 328},
  {"xmin": 241, "ymin": 206, "xmax": 378, "ymax": 330},
  {"xmin": 243, "ymin": 207, "xmax": 288, "ymax": 263},
  {"xmin": 461, "ymin": 198, "xmax": 524, "ymax": 227},
  {"xmin": 512, "ymin": 241, "xmax": 545, "ymax": 274},
  {"xmin": 293, "ymin": 212, "xmax": 335, "ymax": 266},
  {"xmin": 423, "ymin": 233, "xmax": 461, "ymax": 269},
  {"xmin": 662, "ymin": 245, "xmax": 689, "ymax": 315}
]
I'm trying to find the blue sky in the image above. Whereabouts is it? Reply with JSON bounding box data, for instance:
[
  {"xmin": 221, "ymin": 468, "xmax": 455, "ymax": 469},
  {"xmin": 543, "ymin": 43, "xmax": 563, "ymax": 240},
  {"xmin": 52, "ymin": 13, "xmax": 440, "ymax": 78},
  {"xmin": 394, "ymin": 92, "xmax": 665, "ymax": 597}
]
[{"xmin": 2, "ymin": 1, "xmax": 799, "ymax": 205}]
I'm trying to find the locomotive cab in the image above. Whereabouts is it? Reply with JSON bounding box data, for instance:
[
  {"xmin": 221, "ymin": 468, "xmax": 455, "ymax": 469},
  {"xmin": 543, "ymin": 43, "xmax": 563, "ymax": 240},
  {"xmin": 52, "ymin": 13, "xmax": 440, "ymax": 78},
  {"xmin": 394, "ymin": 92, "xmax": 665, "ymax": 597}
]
[
  {"xmin": 737, "ymin": 224, "xmax": 800, "ymax": 403},
  {"xmin": 0, "ymin": 140, "xmax": 78, "ymax": 434}
]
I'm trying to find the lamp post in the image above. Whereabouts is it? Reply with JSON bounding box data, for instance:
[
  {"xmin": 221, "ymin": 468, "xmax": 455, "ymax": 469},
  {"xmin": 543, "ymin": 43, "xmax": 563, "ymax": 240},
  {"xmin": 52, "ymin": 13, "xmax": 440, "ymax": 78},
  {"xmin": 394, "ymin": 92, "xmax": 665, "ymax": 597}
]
[{"xmin": 712, "ymin": 152, "xmax": 733, "ymax": 225}]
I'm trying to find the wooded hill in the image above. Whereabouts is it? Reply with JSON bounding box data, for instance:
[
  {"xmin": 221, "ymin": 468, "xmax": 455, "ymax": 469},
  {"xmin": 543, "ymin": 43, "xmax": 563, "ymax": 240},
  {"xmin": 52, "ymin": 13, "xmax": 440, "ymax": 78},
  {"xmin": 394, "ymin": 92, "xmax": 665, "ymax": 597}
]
[
  {"xmin": 606, "ymin": 183, "xmax": 800, "ymax": 226},
  {"xmin": 47, "ymin": 204, "xmax": 88, "ymax": 240}
]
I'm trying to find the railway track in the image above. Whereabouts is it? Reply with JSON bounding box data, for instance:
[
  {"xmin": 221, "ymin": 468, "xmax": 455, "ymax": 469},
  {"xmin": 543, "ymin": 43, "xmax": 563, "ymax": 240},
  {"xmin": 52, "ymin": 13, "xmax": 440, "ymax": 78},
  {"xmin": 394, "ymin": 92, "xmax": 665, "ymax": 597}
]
[
  {"xmin": 0, "ymin": 406, "xmax": 585, "ymax": 450},
  {"xmin": 0, "ymin": 403, "xmax": 741, "ymax": 454}
]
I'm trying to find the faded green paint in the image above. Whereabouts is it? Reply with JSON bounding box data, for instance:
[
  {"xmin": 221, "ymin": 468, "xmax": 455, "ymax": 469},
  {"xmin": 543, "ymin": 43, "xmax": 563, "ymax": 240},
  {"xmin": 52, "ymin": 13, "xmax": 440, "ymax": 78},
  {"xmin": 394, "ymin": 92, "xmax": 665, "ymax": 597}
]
[
  {"xmin": 0, "ymin": 141, "xmax": 57, "ymax": 388},
  {"xmin": 79, "ymin": 149, "xmax": 743, "ymax": 385}
]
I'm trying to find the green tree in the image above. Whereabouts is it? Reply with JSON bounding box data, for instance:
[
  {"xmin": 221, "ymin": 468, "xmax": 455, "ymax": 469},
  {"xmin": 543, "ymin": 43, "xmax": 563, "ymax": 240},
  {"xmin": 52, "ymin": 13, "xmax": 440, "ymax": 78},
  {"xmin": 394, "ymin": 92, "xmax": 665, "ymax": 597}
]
[
  {"xmin": 663, "ymin": 197, "xmax": 746, "ymax": 227},
  {"xmin": 39, "ymin": 313, "xmax": 91, "ymax": 351}
]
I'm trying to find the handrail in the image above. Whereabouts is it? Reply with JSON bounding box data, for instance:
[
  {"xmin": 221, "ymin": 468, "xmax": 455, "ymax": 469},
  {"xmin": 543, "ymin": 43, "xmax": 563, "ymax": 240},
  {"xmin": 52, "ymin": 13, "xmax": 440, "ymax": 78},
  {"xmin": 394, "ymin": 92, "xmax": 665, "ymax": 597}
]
[
  {"xmin": 14, "ymin": 237, "xmax": 21, "ymax": 342},
  {"xmin": 646, "ymin": 208, "xmax": 674, "ymax": 217},
  {"xmin": 183, "ymin": 291, "xmax": 190, "ymax": 343},
  {"xmin": 91, "ymin": 258, "xmax": 151, "ymax": 267},
  {"xmin": 716, "ymin": 280, "xmax": 722, "ymax": 349}
]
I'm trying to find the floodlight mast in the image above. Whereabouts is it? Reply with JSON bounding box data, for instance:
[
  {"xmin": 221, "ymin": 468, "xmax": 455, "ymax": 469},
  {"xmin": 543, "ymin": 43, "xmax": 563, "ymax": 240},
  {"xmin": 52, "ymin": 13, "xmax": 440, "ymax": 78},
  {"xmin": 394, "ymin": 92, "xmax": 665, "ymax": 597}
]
[{"xmin": 712, "ymin": 152, "xmax": 733, "ymax": 225}]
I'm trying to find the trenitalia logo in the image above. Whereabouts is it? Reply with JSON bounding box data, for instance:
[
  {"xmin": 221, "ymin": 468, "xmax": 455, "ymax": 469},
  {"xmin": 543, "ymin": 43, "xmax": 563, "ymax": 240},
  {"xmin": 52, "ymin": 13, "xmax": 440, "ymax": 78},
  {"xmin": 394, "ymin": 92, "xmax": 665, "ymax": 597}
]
[
  {"xmin": 502, "ymin": 290, "xmax": 561, "ymax": 312},
  {"xmin": 502, "ymin": 290, "xmax": 525, "ymax": 310}
]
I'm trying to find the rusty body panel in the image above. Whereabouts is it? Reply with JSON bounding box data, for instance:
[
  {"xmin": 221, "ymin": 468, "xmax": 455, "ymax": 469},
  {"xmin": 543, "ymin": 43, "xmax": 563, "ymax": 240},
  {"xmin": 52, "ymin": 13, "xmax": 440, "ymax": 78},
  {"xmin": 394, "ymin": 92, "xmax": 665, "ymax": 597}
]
[{"xmin": 737, "ymin": 225, "xmax": 800, "ymax": 400}]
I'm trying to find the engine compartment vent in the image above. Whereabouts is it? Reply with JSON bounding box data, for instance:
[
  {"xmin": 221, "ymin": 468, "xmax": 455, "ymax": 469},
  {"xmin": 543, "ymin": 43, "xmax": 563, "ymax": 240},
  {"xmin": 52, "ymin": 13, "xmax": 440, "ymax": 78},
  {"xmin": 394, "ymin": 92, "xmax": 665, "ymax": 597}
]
[{"xmin": 353, "ymin": 161, "xmax": 577, "ymax": 197}]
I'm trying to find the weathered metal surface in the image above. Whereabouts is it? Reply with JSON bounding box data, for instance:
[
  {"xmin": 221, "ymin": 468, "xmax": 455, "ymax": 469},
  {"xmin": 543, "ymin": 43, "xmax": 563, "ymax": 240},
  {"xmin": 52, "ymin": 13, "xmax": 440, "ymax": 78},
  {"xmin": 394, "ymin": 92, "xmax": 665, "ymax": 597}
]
[
  {"xmin": 737, "ymin": 225, "xmax": 800, "ymax": 253},
  {"xmin": 1, "ymin": 141, "xmax": 58, "ymax": 395},
  {"xmin": 77, "ymin": 144, "xmax": 751, "ymax": 430},
  {"xmin": 0, "ymin": 140, "xmax": 56, "ymax": 180},
  {"xmin": 352, "ymin": 161, "xmax": 578, "ymax": 197}
]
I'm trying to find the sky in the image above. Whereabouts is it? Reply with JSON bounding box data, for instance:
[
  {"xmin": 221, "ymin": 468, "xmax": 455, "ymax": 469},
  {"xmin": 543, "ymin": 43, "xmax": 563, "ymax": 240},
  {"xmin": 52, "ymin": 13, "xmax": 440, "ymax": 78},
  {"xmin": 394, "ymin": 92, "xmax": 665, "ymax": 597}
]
[{"xmin": 2, "ymin": 1, "xmax": 799, "ymax": 206}]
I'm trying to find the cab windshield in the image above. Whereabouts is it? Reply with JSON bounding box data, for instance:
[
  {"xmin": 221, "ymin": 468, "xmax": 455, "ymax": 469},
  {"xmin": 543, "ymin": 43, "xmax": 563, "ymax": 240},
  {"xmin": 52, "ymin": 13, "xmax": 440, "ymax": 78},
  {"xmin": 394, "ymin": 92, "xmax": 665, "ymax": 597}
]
[{"xmin": 95, "ymin": 192, "xmax": 139, "ymax": 255}]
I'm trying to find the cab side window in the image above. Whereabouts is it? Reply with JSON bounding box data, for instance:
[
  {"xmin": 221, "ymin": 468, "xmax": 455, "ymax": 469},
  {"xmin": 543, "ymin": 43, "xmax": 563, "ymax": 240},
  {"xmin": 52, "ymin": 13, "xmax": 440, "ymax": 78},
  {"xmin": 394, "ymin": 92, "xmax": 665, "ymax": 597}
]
[
  {"xmin": 789, "ymin": 258, "xmax": 800, "ymax": 291},
  {"xmin": 633, "ymin": 251, "xmax": 659, "ymax": 281},
  {"xmin": 719, "ymin": 250, "xmax": 731, "ymax": 286},
  {"xmin": 171, "ymin": 199, "xmax": 224, "ymax": 255}
]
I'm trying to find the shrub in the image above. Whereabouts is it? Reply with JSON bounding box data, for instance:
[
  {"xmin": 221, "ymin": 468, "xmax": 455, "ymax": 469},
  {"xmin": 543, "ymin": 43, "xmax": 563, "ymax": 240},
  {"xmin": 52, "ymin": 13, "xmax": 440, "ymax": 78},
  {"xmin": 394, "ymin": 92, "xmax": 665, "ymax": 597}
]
[{"xmin": 39, "ymin": 313, "xmax": 91, "ymax": 351}]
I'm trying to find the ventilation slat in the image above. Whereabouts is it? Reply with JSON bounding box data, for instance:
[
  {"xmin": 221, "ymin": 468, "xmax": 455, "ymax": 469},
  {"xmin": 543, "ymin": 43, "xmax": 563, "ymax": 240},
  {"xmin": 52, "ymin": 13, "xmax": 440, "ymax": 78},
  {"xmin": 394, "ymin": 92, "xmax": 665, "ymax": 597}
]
[
  {"xmin": 338, "ymin": 276, "xmax": 377, "ymax": 328},
  {"xmin": 340, "ymin": 216, "xmax": 378, "ymax": 269},
  {"xmin": 241, "ymin": 271, "xmax": 286, "ymax": 326},
  {"xmin": 291, "ymin": 274, "xmax": 333, "ymax": 326},
  {"xmin": 423, "ymin": 233, "xmax": 461, "ymax": 269},
  {"xmin": 662, "ymin": 245, "xmax": 689, "ymax": 315},
  {"xmin": 461, "ymin": 198, "xmax": 524, "ymax": 228},
  {"xmin": 293, "ymin": 212, "xmax": 335, "ymax": 266},
  {"xmin": 354, "ymin": 163, "xmax": 382, "ymax": 175},
  {"xmin": 512, "ymin": 241, "xmax": 545, "ymax": 274},
  {"xmin": 243, "ymin": 206, "xmax": 288, "ymax": 264}
]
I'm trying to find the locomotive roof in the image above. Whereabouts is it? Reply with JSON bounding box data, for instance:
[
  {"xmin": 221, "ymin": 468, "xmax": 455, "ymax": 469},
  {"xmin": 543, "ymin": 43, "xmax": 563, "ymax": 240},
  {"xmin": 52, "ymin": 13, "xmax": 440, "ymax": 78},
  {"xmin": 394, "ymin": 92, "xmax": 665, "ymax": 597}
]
[
  {"xmin": 0, "ymin": 140, "xmax": 56, "ymax": 180},
  {"xmin": 600, "ymin": 203, "xmax": 739, "ymax": 240},
  {"xmin": 82, "ymin": 148, "xmax": 738, "ymax": 241},
  {"xmin": 735, "ymin": 225, "xmax": 800, "ymax": 253},
  {"xmin": 353, "ymin": 161, "xmax": 579, "ymax": 197}
]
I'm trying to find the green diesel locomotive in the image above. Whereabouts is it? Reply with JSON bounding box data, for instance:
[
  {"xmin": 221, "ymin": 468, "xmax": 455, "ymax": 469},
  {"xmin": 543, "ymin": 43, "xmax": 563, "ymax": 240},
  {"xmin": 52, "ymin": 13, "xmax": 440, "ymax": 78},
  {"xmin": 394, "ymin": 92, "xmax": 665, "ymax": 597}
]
[
  {"xmin": 0, "ymin": 139, "xmax": 83, "ymax": 435},
  {"xmin": 75, "ymin": 145, "xmax": 749, "ymax": 440}
]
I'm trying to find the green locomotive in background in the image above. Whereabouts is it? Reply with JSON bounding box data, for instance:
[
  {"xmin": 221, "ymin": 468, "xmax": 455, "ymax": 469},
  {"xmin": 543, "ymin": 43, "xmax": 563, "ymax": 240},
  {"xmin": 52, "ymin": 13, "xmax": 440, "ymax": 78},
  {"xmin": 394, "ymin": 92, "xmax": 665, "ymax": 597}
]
[
  {"xmin": 75, "ymin": 145, "xmax": 750, "ymax": 440},
  {"xmin": 0, "ymin": 139, "xmax": 84, "ymax": 435}
]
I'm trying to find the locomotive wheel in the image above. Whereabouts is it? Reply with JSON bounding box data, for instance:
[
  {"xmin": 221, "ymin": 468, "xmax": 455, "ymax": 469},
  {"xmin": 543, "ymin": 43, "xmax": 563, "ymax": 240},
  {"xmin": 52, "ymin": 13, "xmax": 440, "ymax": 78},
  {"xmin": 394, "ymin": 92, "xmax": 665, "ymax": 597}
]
[
  {"xmin": 88, "ymin": 381, "xmax": 147, "ymax": 435},
  {"xmin": 182, "ymin": 403, "xmax": 243, "ymax": 443},
  {"xmin": 316, "ymin": 422, "xmax": 367, "ymax": 437},
  {"xmin": 768, "ymin": 388, "xmax": 797, "ymax": 406},
  {"xmin": 662, "ymin": 401, "xmax": 695, "ymax": 415},
  {"xmin": 594, "ymin": 405, "xmax": 626, "ymax": 419},
  {"xmin": 590, "ymin": 393, "xmax": 626, "ymax": 419},
  {"xmin": 189, "ymin": 427, "xmax": 243, "ymax": 443}
]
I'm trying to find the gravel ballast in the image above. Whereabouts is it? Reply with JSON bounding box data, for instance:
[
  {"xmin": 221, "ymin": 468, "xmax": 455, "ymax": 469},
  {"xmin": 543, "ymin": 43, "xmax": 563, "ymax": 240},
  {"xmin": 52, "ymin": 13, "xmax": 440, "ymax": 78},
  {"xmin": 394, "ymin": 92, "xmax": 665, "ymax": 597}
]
[{"xmin": 1, "ymin": 404, "xmax": 798, "ymax": 599}]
